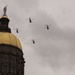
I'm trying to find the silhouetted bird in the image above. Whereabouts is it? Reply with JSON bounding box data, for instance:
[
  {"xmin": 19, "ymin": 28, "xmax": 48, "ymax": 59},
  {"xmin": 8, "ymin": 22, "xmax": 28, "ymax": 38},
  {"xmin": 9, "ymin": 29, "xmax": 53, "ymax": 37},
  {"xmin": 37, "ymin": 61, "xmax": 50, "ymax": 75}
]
[
  {"xmin": 29, "ymin": 17, "xmax": 32, "ymax": 23},
  {"xmin": 26, "ymin": 17, "xmax": 35, "ymax": 23},
  {"xmin": 45, "ymin": 24, "xmax": 51, "ymax": 30},
  {"xmin": 14, "ymin": 28, "xmax": 20, "ymax": 33},
  {"xmin": 32, "ymin": 39, "xmax": 36, "ymax": 44}
]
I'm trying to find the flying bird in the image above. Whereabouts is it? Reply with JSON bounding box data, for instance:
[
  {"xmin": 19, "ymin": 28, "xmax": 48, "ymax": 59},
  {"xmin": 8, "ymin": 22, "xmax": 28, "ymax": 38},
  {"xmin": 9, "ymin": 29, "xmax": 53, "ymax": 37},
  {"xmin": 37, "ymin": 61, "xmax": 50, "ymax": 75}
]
[
  {"xmin": 26, "ymin": 17, "xmax": 32, "ymax": 23},
  {"xmin": 29, "ymin": 17, "xmax": 32, "ymax": 23},
  {"xmin": 14, "ymin": 28, "xmax": 21, "ymax": 33},
  {"xmin": 45, "ymin": 24, "xmax": 51, "ymax": 30},
  {"xmin": 32, "ymin": 39, "xmax": 36, "ymax": 44},
  {"xmin": 26, "ymin": 17, "xmax": 35, "ymax": 23}
]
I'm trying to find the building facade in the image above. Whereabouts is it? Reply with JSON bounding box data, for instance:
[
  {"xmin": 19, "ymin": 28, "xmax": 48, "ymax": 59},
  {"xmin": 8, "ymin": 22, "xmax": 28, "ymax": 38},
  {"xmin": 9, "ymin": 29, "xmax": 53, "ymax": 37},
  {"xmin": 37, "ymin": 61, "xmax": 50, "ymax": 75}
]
[{"xmin": 0, "ymin": 6, "xmax": 25, "ymax": 75}]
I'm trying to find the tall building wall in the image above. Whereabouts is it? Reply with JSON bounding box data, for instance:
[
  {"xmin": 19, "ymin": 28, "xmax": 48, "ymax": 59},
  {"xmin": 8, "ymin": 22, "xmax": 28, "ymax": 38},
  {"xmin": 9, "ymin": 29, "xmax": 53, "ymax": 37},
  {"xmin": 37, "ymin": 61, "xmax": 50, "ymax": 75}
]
[
  {"xmin": 0, "ymin": 45, "xmax": 25, "ymax": 75},
  {"xmin": 0, "ymin": 6, "xmax": 25, "ymax": 75}
]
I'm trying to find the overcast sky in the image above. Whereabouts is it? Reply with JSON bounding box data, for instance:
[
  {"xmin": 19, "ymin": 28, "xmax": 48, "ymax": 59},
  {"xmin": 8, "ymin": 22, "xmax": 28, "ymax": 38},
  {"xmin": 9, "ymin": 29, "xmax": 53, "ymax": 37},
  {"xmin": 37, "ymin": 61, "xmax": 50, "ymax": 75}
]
[{"xmin": 0, "ymin": 0, "xmax": 75, "ymax": 75}]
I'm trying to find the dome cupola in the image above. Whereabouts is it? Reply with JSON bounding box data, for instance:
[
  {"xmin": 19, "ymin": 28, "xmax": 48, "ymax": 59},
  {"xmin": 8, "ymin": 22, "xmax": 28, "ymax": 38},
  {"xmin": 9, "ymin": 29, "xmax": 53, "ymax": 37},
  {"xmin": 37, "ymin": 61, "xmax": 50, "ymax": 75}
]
[
  {"xmin": 0, "ymin": 6, "xmax": 22, "ymax": 50},
  {"xmin": 0, "ymin": 5, "xmax": 11, "ymax": 33}
]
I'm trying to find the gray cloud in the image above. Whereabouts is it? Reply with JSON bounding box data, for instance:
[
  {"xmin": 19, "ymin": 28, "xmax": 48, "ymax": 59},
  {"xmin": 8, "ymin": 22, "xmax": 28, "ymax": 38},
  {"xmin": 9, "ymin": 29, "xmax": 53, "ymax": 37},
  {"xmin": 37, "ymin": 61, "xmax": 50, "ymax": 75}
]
[
  {"xmin": 14, "ymin": 0, "xmax": 39, "ymax": 13},
  {"xmin": 1, "ymin": 0, "xmax": 75, "ymax": 74},
  {"xmin": 27, "ymin": 11, "xmax": 75, "ymax": 71}
]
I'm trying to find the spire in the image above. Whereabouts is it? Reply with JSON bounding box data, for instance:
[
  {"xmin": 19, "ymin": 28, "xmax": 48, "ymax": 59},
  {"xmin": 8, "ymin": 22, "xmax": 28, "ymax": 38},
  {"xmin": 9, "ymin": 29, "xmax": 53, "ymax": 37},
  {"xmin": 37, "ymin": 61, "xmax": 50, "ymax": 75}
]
[
  {"xmin": 2, "ymin": 5, "xmax": 8, "ymax": 18},
  {"xmin": 0, "ymin": 6, "xmax": 11, "ymax": 33},
  {"xmin": 3, "ymin": 5, "xmax": 7, "ymax": 16}
]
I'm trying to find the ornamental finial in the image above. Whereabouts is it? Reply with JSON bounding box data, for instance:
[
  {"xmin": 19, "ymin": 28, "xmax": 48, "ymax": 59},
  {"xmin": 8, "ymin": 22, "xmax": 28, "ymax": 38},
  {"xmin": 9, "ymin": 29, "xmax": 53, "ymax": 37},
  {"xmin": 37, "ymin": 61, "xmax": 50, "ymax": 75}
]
[{"xmin": 3, "ymin": 5, "xmax": 7, "ymax": 16}]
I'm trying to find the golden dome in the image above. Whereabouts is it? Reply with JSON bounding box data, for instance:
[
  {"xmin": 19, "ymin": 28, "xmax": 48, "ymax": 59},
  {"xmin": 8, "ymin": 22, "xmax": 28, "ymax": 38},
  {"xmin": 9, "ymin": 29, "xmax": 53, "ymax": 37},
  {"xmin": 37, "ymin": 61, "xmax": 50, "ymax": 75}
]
[{"xmin": 0, "ymin": 32, "xmax": 22, "ymax": 50}]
